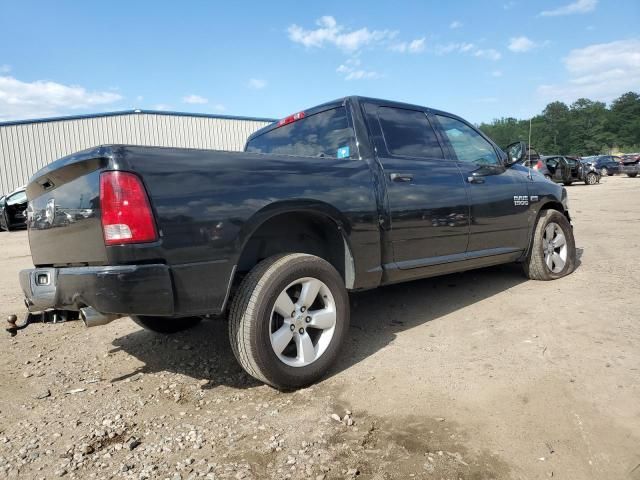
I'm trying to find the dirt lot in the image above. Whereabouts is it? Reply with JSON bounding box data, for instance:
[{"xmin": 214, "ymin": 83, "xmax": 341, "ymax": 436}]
[{"xmin": 0, "ymin": 175, "xmax": 638, "ymax": 480}]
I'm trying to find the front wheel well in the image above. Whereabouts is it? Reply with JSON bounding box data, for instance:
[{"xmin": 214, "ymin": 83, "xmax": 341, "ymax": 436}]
[
  {"xmin": 522, "ymin": 201, "xmax": 569, "ymax": 260},
  {"xmin": 235, "ymin": 212, "xmax": 354, "ymax": 289}
]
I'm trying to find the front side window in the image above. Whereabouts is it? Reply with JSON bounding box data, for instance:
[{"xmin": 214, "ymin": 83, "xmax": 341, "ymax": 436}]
[
  {"xmin": 246, "ymin": 107, "xmax": 354, "ymax": 158},
  {"xmin": 7, "ymin": 191, "xmax": 27, "ymax": 206},
  {"xmin": 436, "ymin": 115, "xmax": 500, "ymax": 167},
  {"xmin": 377, "ymin": 107, "xmax": 444, "ymax": 159},
  {"xmin": 546, "ymin": 157, "xmax": 560, "ymax": 169}
]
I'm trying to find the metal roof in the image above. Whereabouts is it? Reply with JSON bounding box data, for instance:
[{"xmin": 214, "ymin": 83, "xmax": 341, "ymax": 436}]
[{"xmin": 0, "ymin": 109, "xmax": 276, "ymax": 128}]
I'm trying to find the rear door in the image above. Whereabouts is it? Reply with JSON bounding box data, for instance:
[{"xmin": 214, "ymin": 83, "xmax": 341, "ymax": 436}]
[
  {"xmin": 434, "ymin": 114, "xmax": 530, "ymax": 254},
  {"xmin": 364, "ymin": 103, "xmax": 469, "ymax": 268}
]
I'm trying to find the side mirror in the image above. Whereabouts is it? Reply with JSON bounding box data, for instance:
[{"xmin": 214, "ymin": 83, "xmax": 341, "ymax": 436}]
[{"xmin": 505, "ymin": 141, "xmax": 527, "ymax": 165}]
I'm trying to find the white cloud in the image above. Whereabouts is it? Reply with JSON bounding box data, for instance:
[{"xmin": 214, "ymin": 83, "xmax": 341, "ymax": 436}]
[
  {"xmin": 474, "ymin": 48, "xmax": 502, "ymax": 61},
  {"xmin": 0, "ymin": 75, "xmax": 123, "ymax": 121},
  {"xmin": 336, "ymin": 59, "xmax": 381, "ymax": 80},
  {"xmin": 508, "ymin": 36, "xmax": 537, "ymax": 52},
  {"xmin": 248, "ymin": 78, "xmax": 267, "ymax": 89},
  {"xmin": 389, "ymin": 37, "xmax": 426, "ymax": 53},
  {"xmin": 182, "ymin": 94, "xmax": 208, "ymax": 105},
  {"xmin": 434, "ymin": 42, "xmax": 500, "ymax": 60},
  {"xmin": 435, "ymin": 42, "xmax": 475, "ymax": 55},
  {"xmin": 491, "ymin": 70, "xmax": 503, "ymax": 77},
  {"xmin": 539, "ymin": 0, "xmax": 597, "ymax": 17},
  {"xmin": 0, "ymin": 65, "xmax": 11, "ymax": 74},
  {"xmin": 288, "ymin": 16, "xmax": 395, "ymax": 53},
  {"xmin": 449, "ymin": 20, "xmax": 463, "ymax": 29},
  {"xmin": 537, "ymin": 39, "xmax": 640, "ymax": 102}
]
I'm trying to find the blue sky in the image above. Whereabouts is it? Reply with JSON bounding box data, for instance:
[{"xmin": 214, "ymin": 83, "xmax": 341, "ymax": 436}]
[{"xmin": 1, "ymin": 0, "xmax": 638, "ymax": 124}]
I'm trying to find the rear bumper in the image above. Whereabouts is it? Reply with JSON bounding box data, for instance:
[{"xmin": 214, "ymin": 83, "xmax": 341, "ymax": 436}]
[{"xmin": 19, "ymin": 265, "xmax": 174, "ymax": 315}]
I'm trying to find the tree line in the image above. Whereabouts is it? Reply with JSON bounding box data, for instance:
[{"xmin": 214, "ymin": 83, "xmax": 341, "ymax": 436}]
[{"xmin": 478, "ymin": 92, "xmax": 640, "ymax": 156}]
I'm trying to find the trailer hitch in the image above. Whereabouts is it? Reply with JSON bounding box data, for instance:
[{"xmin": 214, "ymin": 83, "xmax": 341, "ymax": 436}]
[
  {"xmin": 6, "ymin": 310, "xmax": 79, "ymax": 336},
  {"xmin": 6, "ymin": 313, "xmax": 35, "ymax": 337}
]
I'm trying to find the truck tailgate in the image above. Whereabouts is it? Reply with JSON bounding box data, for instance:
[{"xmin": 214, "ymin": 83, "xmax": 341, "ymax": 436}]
[{"xmin": 27, "ymin": 150, "xmax": 108, "ymax": 267}]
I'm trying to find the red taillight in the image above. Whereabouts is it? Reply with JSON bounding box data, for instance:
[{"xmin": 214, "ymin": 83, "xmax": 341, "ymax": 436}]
[
  {"xmin": 277, "ymin": 111, "xmax": 305, "ymax": 127},
  {"xmin": 534, "ymin": 160, "xmax": 544, "ymax": 170},
  {"xmin": 99, "ymin": 171, "xmax": 157, "ymax": 245}
]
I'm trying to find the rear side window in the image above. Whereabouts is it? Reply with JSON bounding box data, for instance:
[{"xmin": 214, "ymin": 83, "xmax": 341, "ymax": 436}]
[
  {"xmin": 246, "ymin": 107, "xmax": 354, "ymax": 158},
  {"xmin": 377, "ymin": 107, "xmax": 444, "ymax": 159}
]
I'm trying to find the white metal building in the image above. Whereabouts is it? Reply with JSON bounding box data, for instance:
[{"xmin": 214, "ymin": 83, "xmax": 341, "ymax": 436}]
[{"xmin": 0, "ymin": 110, "xmax": 274, "ymax": 195}]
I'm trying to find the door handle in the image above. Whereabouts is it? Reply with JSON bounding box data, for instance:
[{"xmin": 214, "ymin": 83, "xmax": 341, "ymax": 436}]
[
  {"xmin": 390, "ymin": 173, "xmax": 414, "ymax": 182},
  {"xmin": 467, "ymin": 175, "xmax": 485, "ymax": 184}
]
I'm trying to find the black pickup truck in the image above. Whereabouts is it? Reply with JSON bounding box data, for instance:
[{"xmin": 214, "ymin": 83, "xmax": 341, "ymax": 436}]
[{"xmin": 19, "ymin": 96, "xmax": 576, "ymax": 389}]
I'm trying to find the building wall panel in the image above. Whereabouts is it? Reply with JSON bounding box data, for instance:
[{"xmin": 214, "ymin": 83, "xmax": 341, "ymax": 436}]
[{"xmin": 0, "ymin": 112, "xmax": 272, "ymax": 194}]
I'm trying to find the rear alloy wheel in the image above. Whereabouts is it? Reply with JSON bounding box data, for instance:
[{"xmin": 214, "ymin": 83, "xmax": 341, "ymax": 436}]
[
  {"xmin": 600, "ymin": 167, "xmax": 608, "ymax": 176},
  {"xmin": 229, "ymin": 253, "xmax": 349, "ymax": 390},
  {"xmin": 131, "ymin": 315, "xmax": 202, "ymax": 334},
  {"xmin": 585, "ymin": 172, "xmax": 598, "ymax": 185},
  {"xmin": 523, "ymin": 209, "xmax": 576, "ymax": 280}
]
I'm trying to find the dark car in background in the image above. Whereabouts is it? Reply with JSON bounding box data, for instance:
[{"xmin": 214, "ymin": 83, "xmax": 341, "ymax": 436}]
[
  {"xmin": 521, "ymin": 155, "xmax": 599, "ymax": 185},
  {"xmin": 619, "ymin": 154, "xmax": 639, "ymax": 178},
  {"xmin": 584, "ymin": 156, "xmax": 622, "ymax": 176},
  {"xmin": 0, "ymin": 186, "xmax": 28, "ymax": 231}
]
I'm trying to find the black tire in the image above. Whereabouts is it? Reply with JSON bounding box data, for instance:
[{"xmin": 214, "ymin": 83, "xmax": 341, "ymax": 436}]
[
  {"xmin": 627, "ymin": 173, "xmax": 638, "ymax": 178},
  {"xmin": 563, "ymin": 181, "xmax": 572, "ymax": 186},
  {"xmin": 229, "ymin": 253, "xmax": 349, "ymax": 390},
  {"xmin": 131, "ymin": 315, "xmax": 202, "ymax": 334},
  {"xmin": 585, "ymin": 172, "xmax": 598, "ymax": 185},
  {"xmin": 2, "ymin": 213, "xmax": 12, "ymax": 231},
  {"xmin": 523, "ymin": 209, "xmax": 576, "ymax": 281}
]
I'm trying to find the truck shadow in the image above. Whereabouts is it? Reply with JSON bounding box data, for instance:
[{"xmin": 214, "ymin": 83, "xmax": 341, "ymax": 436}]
[
  {"xmin": 111, "ymin": 262, "xmax": 532, "ymax": 390},
  {"xmin": 330, "ymin": 263, "xmax": 529, "ymax": 379}
]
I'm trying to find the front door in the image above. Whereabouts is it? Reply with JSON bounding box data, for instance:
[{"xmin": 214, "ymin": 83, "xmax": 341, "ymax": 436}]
[
  {"xmin": 434, "ymin": 114, "xmax": 530, "ymax": 255},
  {"xmin": 364, "ymin": 104, "xmax": 469, "ymax": 268}
]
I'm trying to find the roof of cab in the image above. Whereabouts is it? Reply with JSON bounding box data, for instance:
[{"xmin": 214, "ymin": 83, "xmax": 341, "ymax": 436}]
[{"xmin": 245, "ymin": 95, "xmax": 460, "ymax": 145}]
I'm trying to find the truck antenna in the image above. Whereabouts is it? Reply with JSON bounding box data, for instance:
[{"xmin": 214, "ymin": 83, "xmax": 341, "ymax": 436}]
[{"xmin": 527, "ymin": 118, "xmax": 533, "ymax": 180}]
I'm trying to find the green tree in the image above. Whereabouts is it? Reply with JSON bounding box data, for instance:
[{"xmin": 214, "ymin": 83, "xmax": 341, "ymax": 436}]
[
  {"xmin": 607, "ymin": 92, "xmax": 640, "ymax": 149},
  {"xmin": 479, "ymin": 92, "xmax": 639, "ymax": 155}
]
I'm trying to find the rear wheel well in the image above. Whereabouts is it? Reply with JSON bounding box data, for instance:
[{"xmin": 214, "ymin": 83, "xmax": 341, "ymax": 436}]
[{"xmin": 235, "ymin": 212, "xmax": 353, "ymax": 289}]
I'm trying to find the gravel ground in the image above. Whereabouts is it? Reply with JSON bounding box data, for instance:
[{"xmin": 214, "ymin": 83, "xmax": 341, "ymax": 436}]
[{"xmin": 0, "ymin": 175, "xmax": 638, "ymax": 480}]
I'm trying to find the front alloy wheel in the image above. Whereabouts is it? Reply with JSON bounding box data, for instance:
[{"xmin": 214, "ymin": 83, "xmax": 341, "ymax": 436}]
[
  {"xmin": 523, "ymin": 209, "xmax": 576, "ymax": 280},
  {"xmin": 542, "ymin": 223, "xmax": 568, "ymax": 273},
  {"xmin": 600, "ymin": 167, "xmax": 609, "ymax": 176}
]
